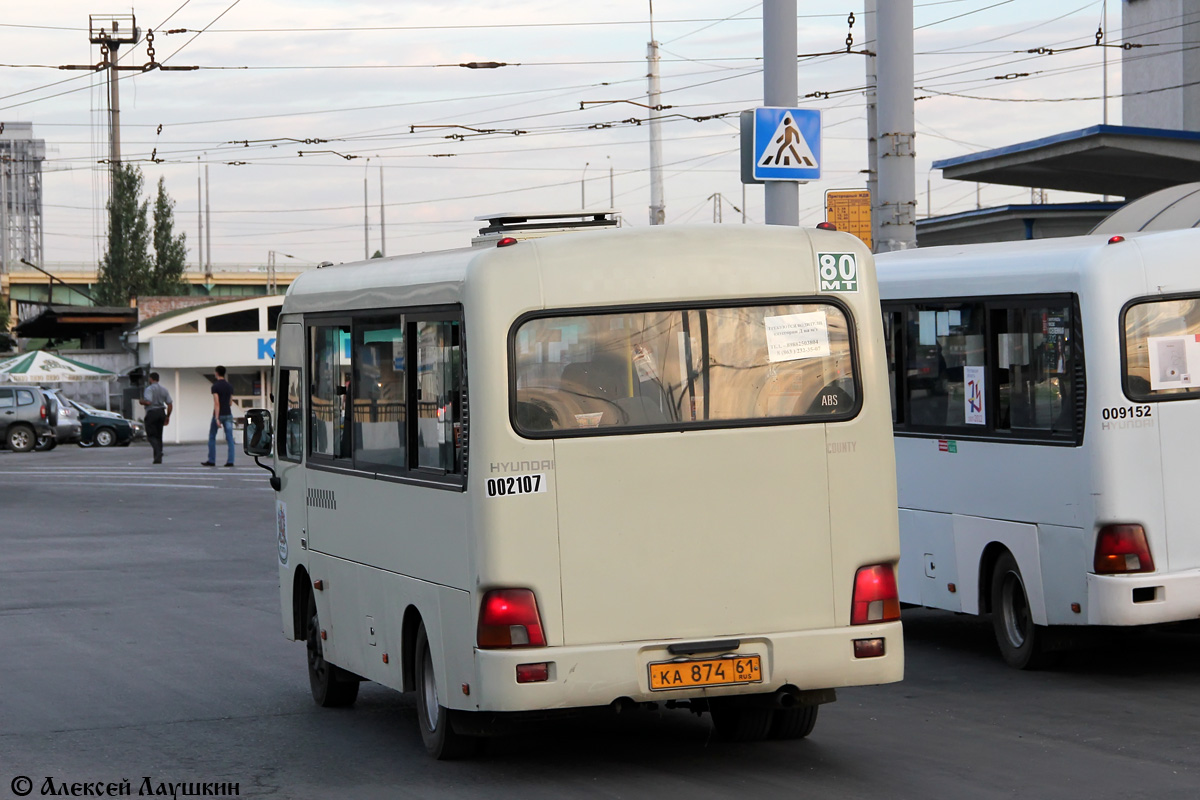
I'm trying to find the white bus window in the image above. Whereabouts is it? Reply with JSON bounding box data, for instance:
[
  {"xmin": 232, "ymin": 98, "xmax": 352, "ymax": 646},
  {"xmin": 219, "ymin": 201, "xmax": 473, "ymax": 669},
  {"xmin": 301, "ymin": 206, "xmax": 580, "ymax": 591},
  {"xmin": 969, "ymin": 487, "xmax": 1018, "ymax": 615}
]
[
  {"xmin": 354, "ymin": 320, "xmax": 407, "ymax": 470},
  {"xmin": 1124, "ymin": 296, "xmax": 1200, "ymax": 400},
  {"xmin": 415, "ymin": 320, "xmax": 461, "ymax": 472},
  {"xmin": 511, "ymin": 302, "xmax": 858, "ymax": 435},
  {"xmin": 310, "ymin": 324, "xmax": 351, "ymax": 459},
  {"xmin": 279, "ymin": 368, "xmax": 303, "ymax": 463},
  {"xmin": 994, "ymin": 305, "xmax": 1073, "ymax": 433},
  {"xmin": 904, "ymin": 303, "xmax": 985, "ymax": 428}
]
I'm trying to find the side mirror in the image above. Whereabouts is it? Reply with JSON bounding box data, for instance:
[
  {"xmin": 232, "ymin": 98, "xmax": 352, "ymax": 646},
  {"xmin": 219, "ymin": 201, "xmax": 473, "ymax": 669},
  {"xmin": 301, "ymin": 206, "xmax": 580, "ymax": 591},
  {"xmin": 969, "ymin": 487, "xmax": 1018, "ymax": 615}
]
[{"xmin": 243, "ymin": 408, "xmax": 274, "ymax": 457}]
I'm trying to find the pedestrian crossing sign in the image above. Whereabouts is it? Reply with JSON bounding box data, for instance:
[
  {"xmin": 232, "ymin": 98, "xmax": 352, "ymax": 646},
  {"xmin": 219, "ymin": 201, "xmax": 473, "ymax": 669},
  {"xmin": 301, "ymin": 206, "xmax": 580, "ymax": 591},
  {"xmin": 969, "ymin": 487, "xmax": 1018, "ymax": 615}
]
[{"xmin": 752, "ymin": 107, "xmax": 821, "ymax": 182}]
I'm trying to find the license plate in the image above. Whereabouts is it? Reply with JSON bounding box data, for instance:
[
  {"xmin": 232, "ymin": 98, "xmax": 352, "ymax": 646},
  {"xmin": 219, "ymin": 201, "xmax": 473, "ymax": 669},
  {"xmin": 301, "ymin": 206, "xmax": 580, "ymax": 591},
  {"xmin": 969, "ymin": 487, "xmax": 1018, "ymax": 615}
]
[{"xmin": 647, "ymin": 654, "xmax": 763, "ymax": 691}]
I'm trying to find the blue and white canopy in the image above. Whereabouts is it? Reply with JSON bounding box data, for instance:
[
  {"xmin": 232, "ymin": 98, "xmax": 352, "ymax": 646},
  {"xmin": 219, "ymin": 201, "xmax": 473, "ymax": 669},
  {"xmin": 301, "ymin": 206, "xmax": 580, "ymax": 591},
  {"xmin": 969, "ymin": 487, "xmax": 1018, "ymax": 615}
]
[{"xmin": 0, "ymin": 351, "xmax": 116, "ymax": 382}]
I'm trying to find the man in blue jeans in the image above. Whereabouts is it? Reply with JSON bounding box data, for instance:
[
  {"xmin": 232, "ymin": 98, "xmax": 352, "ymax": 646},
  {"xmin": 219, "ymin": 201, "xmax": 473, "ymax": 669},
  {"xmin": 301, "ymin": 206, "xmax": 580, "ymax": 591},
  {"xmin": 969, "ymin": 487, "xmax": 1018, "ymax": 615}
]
[{"xmin": 202, "ymin": 365, "xmax": 236, "ymax": 467}]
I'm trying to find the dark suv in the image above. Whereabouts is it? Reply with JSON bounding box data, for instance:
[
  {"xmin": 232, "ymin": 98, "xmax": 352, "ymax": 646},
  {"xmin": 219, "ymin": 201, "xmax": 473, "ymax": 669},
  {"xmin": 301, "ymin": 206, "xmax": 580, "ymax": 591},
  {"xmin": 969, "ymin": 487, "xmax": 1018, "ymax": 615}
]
[{"xmin": 0, "ymin": 386, "xmax": 54, "ymax": 452}]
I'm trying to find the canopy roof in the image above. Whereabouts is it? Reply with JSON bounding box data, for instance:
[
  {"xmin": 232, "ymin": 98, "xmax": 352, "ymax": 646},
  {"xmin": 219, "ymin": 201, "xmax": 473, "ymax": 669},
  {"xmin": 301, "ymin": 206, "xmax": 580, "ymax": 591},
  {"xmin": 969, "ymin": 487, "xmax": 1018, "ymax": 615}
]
[
  {"xmin": 934, "ymin": 125, "xmax": 1200, "ymax": 199},
  {"xmin": 0, "ymin": 351, "xmax": 116, "ymax": 382}
]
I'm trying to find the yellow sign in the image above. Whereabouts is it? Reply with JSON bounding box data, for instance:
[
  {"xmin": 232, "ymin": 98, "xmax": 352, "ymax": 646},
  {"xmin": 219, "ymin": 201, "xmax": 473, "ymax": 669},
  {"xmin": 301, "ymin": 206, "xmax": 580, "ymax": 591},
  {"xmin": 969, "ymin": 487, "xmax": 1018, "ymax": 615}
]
[{"xmin": 824, "ymin": 189, "xmax": 872, "ymax": 250}]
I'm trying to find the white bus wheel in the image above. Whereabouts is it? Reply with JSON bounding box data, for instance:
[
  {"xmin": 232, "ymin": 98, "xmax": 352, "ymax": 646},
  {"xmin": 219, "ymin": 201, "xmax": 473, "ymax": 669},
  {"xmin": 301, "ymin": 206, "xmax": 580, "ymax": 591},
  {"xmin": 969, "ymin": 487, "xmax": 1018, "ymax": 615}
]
[
  {"xmin": 709, "ymin": 696, "xmax": 774, "ymax": 742},
  {"xmin": 413, "ymin": 623, "xmax": 481, "ymax": 760},
  {"xmin": 769, "ymin": 704, "xmax": 819, "ymax": 739},
  {"xmin": 305, "ymin": 591, "xmax": 359, "ymax": 707},
  {"xmin": 990, "ymin": 552, "xmax": 1057, "ymax": 670}
]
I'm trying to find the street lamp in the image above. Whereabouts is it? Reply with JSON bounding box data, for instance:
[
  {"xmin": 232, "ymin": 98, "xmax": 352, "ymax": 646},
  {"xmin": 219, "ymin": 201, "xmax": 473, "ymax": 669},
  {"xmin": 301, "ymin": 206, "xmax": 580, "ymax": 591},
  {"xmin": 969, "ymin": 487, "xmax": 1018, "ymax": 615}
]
[{"xmin": 581, "ymin": 162, "xmax": 590, "ymax": 210}]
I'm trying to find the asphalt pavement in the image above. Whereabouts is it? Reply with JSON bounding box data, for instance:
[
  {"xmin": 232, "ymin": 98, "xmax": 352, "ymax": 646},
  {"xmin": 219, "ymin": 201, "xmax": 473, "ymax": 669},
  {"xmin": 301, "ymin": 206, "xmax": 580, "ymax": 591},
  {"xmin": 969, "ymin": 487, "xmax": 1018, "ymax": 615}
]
[{"xmin": 1, "ymin": 442, "xmax": 1197, "ymax": 799}]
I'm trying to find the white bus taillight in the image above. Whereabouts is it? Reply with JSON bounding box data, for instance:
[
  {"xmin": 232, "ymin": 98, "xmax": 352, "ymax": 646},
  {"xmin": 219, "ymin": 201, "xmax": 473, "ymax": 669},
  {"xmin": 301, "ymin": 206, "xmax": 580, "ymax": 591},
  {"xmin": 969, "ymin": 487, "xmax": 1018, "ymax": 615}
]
[
  {"xmin": 851, "ymin": 564, "xmax": 901, "ymax": 625},
  {"xmin": 477, "ymin": 589, "xmax": 546, "ymax": 648},
  {"xmin": 1094, "ymin": 525, "xmax": 1155, "ymax": 574}
]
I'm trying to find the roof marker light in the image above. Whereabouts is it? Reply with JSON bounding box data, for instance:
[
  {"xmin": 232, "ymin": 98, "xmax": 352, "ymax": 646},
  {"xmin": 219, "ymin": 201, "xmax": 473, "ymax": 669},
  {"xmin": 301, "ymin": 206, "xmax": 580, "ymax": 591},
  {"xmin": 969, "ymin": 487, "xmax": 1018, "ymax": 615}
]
[
  {"xmin": 497, "ymin": 236, "xmax": 519, "ymax": 247},
  {"xmin": 816, "ymin": 221, "xmax": 837, "ymax": 231},
  {"xmin": 1108, "ymin": 235, "xmax": 1126, "ymax": 244}
]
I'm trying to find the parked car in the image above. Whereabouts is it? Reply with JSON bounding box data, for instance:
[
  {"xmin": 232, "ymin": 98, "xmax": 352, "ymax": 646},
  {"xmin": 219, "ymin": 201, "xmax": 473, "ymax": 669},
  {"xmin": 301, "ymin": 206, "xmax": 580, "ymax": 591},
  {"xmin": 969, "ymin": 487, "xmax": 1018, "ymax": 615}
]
[
  {"xmin": 67, "ymin": 398, "xmax": 140, "ymax": 447},
  {"xmin": 35, "ymin": 387, "xmax": 83, "ymax": 451},
  {"xmin": 0, "ymin": 385, "xmax": 54, "ymax": 452}
]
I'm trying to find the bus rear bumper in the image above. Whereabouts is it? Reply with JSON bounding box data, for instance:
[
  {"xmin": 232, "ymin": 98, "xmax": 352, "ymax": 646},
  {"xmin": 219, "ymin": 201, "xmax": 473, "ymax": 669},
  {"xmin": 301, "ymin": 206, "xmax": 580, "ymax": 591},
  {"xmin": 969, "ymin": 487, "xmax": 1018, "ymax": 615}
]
[
  {"xmin": 1087, "ymin": 570, "xmax": 1200, "ymax": 626},
  {"xmin": 466, "ymin": 621, "xmax": 903, "ymax": 713}
]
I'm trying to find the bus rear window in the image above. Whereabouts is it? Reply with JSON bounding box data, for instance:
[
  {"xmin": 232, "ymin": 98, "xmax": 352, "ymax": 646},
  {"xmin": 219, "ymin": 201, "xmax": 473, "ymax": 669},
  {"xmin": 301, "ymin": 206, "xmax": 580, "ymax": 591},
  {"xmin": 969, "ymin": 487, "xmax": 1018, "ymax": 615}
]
[
  {"xmin": 511, "ymin": 302, "xmax": 858, "ymax": 436},
  {"xmin": 1124, "ymin": 296, "xmax": 1200, "ymax": 401}
]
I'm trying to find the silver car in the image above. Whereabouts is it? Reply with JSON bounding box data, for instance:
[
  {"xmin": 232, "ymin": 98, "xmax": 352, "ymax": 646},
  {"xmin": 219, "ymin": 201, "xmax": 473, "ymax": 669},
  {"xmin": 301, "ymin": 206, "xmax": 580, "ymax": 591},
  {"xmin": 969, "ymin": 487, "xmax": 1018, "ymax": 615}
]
[{"xmin": 35, "ymin": 387, "xmax": 82, "ymax": 451}]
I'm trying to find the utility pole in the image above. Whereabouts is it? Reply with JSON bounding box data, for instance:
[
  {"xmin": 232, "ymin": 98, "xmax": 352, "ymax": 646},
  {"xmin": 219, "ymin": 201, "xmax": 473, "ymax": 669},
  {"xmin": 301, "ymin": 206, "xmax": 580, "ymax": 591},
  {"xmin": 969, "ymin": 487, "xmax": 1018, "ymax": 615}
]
[
  {"xmin": 205, "ymin": 165, "xmax": 212, "ymax": 281},
  {"xmin": 763, "ymin": 0, "xmax": 799, "ymax": 226},
  {"xmin": 647, "ymin": 3, "xmax": 666, "ymax": 225},
  {"xmin": 875, "ymin": 0, "xmax": 917, "ymax": 251},
  {"xmin": 379, "ymin": 165, "xmax": 386, "ymax": 258},
  {"xmin": 363, "ymin": 175, "xmax": 369, "ymax": 259},
  {"xmin": 865, "ymin": 0, "xmax": 880, "ymax": 247},
  {"xmin": 62, "ymin": 17, "xmax": 197, "ymax": 266},
  {"xmin": 196, "ymin": 159, "xmax": 203, "ymax": 274}
]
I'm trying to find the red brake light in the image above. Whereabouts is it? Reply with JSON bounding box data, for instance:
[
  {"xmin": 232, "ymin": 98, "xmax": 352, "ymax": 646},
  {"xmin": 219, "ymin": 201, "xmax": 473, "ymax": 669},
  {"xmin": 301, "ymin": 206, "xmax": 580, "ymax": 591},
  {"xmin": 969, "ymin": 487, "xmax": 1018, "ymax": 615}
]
[
  {"xmin": 851, "ymin": 564, "xmax": 901, "ymax": 625},
  {"xmin": 1094, "ymin": 524, "xmax": 1154, "ymax": 574},
  {"xmin": 816, "ymin": 221, "xmax": 837, "ymax": 230},
  {"xmin": 477, "ymin": 588, "xmax": 545, "ymax": 648},
  {"xmin": 496, "ymin": 236, "xmax": 518, "ymax": 247},
  {"xmin": 1108, "ymin": 235, "xmax": 1125, "ymax": 244},
  {"xmin": 40, "ymin": 404, "xmax": 47, "ymax": 420}
]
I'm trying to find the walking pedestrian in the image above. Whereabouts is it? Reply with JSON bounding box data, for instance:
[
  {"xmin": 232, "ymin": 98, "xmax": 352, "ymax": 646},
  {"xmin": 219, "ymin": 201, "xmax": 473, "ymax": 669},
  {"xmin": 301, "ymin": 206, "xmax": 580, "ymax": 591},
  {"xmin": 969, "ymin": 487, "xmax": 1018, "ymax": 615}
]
[
  {"xmin": 202, "ymin": 365, "xmax": 236, "ymax": 467},
  {"xmin": 138, "ymin": 371, "xmax": 173, "ymax": 464}
]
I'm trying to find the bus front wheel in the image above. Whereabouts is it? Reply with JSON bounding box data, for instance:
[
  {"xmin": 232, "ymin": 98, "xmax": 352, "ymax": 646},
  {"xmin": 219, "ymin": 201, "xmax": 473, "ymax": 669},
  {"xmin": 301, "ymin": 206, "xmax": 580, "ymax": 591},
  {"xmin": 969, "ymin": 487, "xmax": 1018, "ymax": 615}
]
[
  {"xmin": 990, "ymin": 552, "xmax": 1056, "ymax": 670},
  {"xmin": 413, "ymin": 623, "xmax": 481, "ymax": 759},
  {"xmin": 305, "ymin": 591, "xmax": 360, "ymax": 707}
]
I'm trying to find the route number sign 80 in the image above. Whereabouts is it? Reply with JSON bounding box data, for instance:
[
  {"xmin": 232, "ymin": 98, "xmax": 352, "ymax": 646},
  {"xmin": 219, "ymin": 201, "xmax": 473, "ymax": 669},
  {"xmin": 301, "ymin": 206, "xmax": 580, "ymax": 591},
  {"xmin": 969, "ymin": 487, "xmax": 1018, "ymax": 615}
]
[{"xmin": 818, "ymin": 253, "xmax": 858, "ymax": 293}]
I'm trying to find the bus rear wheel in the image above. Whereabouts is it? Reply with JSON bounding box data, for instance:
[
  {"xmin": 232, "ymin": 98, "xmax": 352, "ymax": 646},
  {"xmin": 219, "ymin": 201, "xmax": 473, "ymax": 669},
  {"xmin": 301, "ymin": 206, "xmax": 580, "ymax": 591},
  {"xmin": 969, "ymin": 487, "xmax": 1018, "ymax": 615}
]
[
  {"xmin": 990, "ymin": 552, "xmax": 1056, "ymax": 670},
  {"xmin": 709, "ymin": 696, "xmax": 774, "ymax": 742},
  {"xmin": 305, "ymin": 591, "xmax": 359, "ymax": 707},
  {"xmin": 413, "ymin": 623, "xmax": 481, "ymax": 759},
  {"xmin": 769, "ymin": 703, "xmax": 819, "ymax": 739}
]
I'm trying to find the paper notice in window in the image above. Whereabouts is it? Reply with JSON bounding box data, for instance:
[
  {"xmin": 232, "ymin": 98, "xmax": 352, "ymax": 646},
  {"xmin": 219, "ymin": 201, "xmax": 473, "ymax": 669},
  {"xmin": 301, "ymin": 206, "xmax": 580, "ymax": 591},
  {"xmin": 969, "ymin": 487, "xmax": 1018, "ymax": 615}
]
[
  {"xmin": 1148, "ymin": 335, "xmax": 1194, "ymax": 389},
  {"xmin": 764, "ymin": 312, "xmax": 831, "ymax": 362},
  {"xmin": 964, "ymin": 365, "xmax": 986, "ymax": 424}
]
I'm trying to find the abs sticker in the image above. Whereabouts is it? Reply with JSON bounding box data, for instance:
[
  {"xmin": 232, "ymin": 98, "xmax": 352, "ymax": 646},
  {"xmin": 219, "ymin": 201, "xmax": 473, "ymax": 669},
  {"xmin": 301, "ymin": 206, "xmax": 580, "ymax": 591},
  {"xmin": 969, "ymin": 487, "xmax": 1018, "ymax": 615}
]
[
  {"xmin": 818, "ymin": 252, "xmax": 858, "ymax": 293},
  {"xmin": 486, "ymin": 473, "xmax": 548, "ymax": 498}
]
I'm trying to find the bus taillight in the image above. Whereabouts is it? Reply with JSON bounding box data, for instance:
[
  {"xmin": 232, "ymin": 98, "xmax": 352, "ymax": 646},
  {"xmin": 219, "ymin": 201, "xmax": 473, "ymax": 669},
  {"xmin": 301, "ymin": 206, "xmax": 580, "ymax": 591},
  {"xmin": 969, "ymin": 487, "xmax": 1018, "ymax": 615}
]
[
  {"xmin": 1094, "ymin": 525, "xmax": 1155, "ymax": 574},
  {"xmin": 477, "ymin": 588, "xmax": 546, "ymax": 648},
  {"xmin": 851, "ymin": 564, "xmax": 901, "ymax": 625}
]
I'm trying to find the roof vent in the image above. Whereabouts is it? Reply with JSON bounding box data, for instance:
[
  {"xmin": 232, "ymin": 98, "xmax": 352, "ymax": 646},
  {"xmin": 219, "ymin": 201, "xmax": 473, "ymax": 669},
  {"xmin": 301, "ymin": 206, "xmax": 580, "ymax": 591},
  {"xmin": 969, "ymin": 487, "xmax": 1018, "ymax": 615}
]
[{"xmin": 471, "ymin": 210, "xmax": 621, "ymax": 247}]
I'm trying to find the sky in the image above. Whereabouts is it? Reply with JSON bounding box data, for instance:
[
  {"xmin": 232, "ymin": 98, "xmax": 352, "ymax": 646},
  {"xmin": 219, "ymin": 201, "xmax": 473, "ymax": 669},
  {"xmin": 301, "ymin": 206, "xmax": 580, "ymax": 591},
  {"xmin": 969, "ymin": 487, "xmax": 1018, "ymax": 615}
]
[{"xmin": 1, "ymin": 0, "xmax": 1128, "ymax": 270}]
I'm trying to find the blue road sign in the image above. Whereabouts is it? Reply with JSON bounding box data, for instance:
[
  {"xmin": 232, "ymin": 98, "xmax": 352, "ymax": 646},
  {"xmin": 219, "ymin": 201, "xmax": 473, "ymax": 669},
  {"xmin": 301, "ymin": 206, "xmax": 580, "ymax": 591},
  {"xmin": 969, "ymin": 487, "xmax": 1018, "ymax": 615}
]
[{"xmin": 752, "ymin": 107, "xmax": 822, "ymax": 182}]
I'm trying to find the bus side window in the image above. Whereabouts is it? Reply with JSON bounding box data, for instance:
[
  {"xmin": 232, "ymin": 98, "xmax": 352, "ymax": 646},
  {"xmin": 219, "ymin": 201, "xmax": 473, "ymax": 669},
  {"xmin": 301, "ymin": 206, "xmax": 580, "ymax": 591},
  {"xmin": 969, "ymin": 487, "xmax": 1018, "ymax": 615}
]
[
  {"xmin": 415, "ymin": 319, "xmax": 462, "ymax": 473},
  {"xmin": 310, "ymin": 324, "xmax": 351, "ymax": 460},
  {"xmin": 278, "ymin": 368, "xmax": 303, "ymax": 463}
]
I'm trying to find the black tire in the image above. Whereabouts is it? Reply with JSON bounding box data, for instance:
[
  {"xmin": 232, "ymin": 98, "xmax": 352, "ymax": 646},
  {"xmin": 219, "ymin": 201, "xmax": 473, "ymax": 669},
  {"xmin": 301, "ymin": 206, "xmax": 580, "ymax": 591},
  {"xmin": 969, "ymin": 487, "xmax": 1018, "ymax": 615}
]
[
  {"xmin": 990, "ymin": 552, "xmax": 1057, "ymax": 670},
  {"xmin": 7, "ymin": 424, "xmax": 36, "ymax": 453},
  {"xmin": 35, "ymin": 434, "xmax": 57, "ymax": 452},
  {"xmin": 709, "ymin": 696, "xmax": 775, "ymax": 742},
  {"xmin": 769, "ymin": 704, "xmax": 819, "ymax": 740},
  {"xmin": 414, "ymin": 623, "xmax": 481, "ymax": 759},
  {"xmin": 94, "ymin": 427, "xmax": 117, "ymax": 448},
  {"xmin": 305, "ymin": 590, "xmax": 359, "ymax": 708},
  {"xmin": 77, "ymin": 437, "xmax": 96, "ymax": 448}
]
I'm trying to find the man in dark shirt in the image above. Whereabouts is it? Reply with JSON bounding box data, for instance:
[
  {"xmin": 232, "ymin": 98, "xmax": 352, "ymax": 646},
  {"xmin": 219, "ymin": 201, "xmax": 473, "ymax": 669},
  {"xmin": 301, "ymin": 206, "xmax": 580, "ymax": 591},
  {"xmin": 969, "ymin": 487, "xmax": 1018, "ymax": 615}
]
[{"xmin": 202, "ymin": 365, "xmax": 236, "ymax": 467}]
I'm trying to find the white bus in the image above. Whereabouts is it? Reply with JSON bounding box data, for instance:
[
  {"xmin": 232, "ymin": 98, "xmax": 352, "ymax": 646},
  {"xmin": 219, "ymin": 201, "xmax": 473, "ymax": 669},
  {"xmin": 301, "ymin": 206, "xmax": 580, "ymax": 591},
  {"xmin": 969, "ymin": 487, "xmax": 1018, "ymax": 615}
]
[
  {"xmin": 244, "ymin": 224, "xmax": 903, "ymax": 757},
  {"xmin": 876, "ymin": 229, "xmax": 1200, "ymax": 669}
]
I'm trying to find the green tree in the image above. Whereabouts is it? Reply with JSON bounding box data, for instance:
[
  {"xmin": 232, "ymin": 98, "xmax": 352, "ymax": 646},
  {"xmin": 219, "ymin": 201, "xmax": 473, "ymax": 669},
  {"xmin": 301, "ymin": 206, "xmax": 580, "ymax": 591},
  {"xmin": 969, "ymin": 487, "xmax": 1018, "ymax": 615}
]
[
  {"xmin": 150, "ymin": 176, "xmax": 189, "ymax": 295},
  {"xmin": 95, "ymin": 163, "xmax": 152, "ymax": 307}
]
